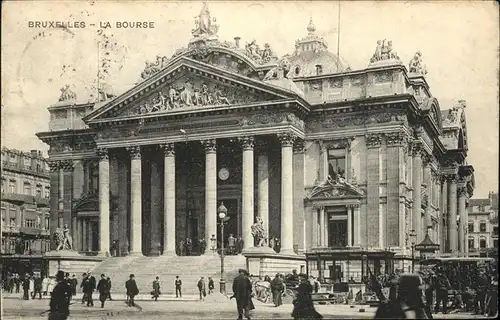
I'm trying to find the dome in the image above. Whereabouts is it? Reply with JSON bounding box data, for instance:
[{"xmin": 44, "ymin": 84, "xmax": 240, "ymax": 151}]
[{"xmin": 287, "ymin": 50, "xmax": 350, "ymax": 78}]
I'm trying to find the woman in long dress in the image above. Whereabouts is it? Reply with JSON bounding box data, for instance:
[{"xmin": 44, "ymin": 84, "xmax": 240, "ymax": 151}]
[{"xmin": 291, "ymin": 274, "xmax": 323, "ymax": 319}]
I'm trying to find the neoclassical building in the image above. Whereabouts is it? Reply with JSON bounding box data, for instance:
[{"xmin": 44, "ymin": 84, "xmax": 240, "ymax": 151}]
[{"xmin": 37, "ymin": 4, "xmax": 475, "ymax": 271}]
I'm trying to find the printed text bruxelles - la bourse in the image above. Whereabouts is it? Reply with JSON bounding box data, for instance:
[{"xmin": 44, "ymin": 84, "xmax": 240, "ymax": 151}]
[{"xmin": 28, "ymin": 21, "xmax": 155, "ymax": 29}]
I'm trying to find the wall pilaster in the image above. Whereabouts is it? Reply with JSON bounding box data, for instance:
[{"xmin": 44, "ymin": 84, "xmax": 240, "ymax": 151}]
[
  {"xmin": 293, "ymin": 139, "xmax": 306, "ymax": 253},
  {"xmin": 365, "ymin": 134, "xmax": 382, "ymax": 248}
]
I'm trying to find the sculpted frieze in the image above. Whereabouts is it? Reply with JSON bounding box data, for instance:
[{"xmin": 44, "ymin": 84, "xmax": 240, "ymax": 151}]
[
  {"xmin": 328, "ymin": 78, "xmax": 343, "ymax": 88},
  {"xmin": 125, "ymin": 77, "xmax": 263, "ymax": 116},
  {"xmin": 308, "ymin": 112, "xmax": 407, "ymax": 132},
  {"xmin": 373, "ymin": 71, "xmax": 393, "ymax": 83},
  {"xmin": 239, "ymin": 112, "xmax": 304, "ymax": 130}
]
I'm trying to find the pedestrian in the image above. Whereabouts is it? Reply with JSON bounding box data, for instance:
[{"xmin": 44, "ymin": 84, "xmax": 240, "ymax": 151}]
[
  {"xmin": 15, "ymin": 274, "xmax": 21, "ymax": 293},
  {"xmin": 270, "ymin": 273, "xmax": 284, "ymax": 307},
  {"xmin": 22, "ymin": 274, "xmax": 30, "ymax": 300},
  {"xmin": 29, "ymin": 274, "xmax": 35, "ymax": 298},
  {"xmin": 32, "ymin": 274, "xmax": 43, "ymax": 300},
  {"xmin": 106, "ymin": 277, "xmax": 113, "ymax": 301},
  {"xmin": 186, "ymin": 238, "xmax": 193, "ymax": 256},
  {"xmin": 175, "ymin": 276, "xmax": 182, "ymax": 298},
  {"xmin": 151, "ymin": 276, "xmax": 161, "ymax": 301},
  {"xmin": 424, "ymin": 271, "xmax": 436, "ymax": 316},
  {"xmin": 291, "ymin": 274, "xmax": 323, "ymax": 320},
  {"xmin": 42, "ymin": 275, "xmax": 50, "ymax": 296},
  {"xmin": 208, "ymin": 277, "xmax": 215, "ymax": 294},
  {"xmin": 80, "ymin": 273, "xmax": 94, "ymax": 307},
  {"xmin": 47, "ymin": 277, "xmax": 56, "ymax": 296},
  {"xmin": 231, "ymin": 269, "xmax": 253, "ymax": 320},
  {"xmin": 374, "ymin": 274, "xmax": 431, "ymax": 319},
  {"xmin": 125, "ymin": 274, "xmax": 139, "ymax": 307},
  {"xmin": 80, "ymin": 273, "xmax": 87, "ymax": 304},
  {"xmin": 97, "ymin": 274, "xmax": 110, "ymax": 308},
  {"xmin": 70, "ymin": 275, "xmax": 77, "ymax": 296},
  {"xmin": 64, "ymin": 273, "xmax": 71, "ymax": 301},
  {"xmin": 473, "ymin": 268, "xmax": 489, "ymax": 315},
  {"xmin": 48, "ymin": 271, "xmax": 72, "ymax": 320},
  {"xmin": 197, "ymin": 276, "xmax": 206, "ymax": 301},
  {"xmin": 434, "ymin": 269, "xmax": 451, "ymax": 314}
]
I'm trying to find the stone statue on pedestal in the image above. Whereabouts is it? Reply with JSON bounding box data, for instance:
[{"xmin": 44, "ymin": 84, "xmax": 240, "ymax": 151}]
[
  {"xmin": 251, "ymin": 216, "xmax": 267, "ymax": 247},
  {"xmin": 53, "ymin": 224, "xmax": 73, "ymax": 251}
]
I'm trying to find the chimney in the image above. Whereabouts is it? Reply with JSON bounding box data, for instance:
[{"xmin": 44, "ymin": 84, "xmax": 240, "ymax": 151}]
[
  {"xmin": 315, "ymin": 64, "xmax": 323, "ymax": 75},
  {"xmin": 234, "ymin": 37, "xmax": 241, "ymax": 48},
  {"xmin": 31, "ymin": 150, "xmax": 37, "ymax": 171}
]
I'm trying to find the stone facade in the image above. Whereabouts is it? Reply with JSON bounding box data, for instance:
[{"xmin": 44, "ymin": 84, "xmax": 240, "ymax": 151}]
[
  {"xmin": 467, "ymin": 193, "xmax": 499, "ymax": 254},
  {"xmin": 36, "ymin": 4, "xmax": 475, "ymax": 269},
  {"xmin": 1, "ymin": 148, "xmax": 51, "ymax": 255}
]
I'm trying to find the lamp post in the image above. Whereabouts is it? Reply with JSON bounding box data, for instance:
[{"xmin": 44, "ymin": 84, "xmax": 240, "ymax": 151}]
[
  {"xmin": 409, "ymin": 229, "xmax": 417, "ymax": 273},
  {"xmin": 218, "ymin": 202, "xmax": 228, "ymax": 294}
]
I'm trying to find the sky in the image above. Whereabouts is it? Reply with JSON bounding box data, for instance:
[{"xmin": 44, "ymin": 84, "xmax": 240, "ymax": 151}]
[{"xmin": 1, "ymin": 1, "xmax": 498, "ymax": 198}]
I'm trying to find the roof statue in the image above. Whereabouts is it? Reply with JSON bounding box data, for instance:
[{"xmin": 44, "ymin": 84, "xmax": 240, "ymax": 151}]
[
  {"xmin": 442, "ymin": 100, "xmax": 466, "ymax": 127},
  {"xmin": 244, "ymin": 40, "xmax": 277, "ymax": 64},
  {"xmin": 191, "ymin": 2, "xmax": 219, "ymax": 39},
  {"xmin": 58, "ymin": 85, "xmax": 77, "ymax": 102},
  {"xmin": 408, "ymin": 51, "xmax": 427, "ymax": 75},
  {"xmin": 369, "ymin": 39, "xmax": 401, "ymax": 65},
  {"xmin": 141, "ymin": 55, "xmax": 169, "ymax": 80}
]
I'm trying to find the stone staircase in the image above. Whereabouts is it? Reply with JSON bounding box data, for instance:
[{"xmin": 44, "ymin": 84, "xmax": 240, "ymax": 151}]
[{"xmin": 90, "ymin": 254, "xmax": 247, "ymax": 296}]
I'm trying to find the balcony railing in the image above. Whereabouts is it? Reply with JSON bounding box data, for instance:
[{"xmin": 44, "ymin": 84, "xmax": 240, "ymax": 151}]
[{"xmin": 1, "ymin": 192, "xmax": 49, "ymax": 206}]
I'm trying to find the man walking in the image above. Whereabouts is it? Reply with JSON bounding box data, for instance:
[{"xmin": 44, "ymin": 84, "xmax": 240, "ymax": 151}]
[
  {"xmin": 49, "ymin": 271, "xmax": 72, "ymax": 320},
  {"xmin": 434, "ymin": 268, "xmax": 451, "ymax": 314},
  {"xmin": 80, "ymin": 273, "xmax": 94, "ymax": 307},
  {"xmin": 125, "ymin": 274, "xmax": 139, "ymax": 307},
  {"xmin": 232, "ymin": 269, "xmax": 253, "ymax": 320},
  {"xmin": 197, "ymin": 277, "xmax": 206, "ymax": 301},
  {"xmin": 70, "ymin": 275, "xmax": 77, "ymax": 297},
  {"xmin": 106, "ymin": 277, "xmax": 112, "ymax": 301},
  {"xmin": 22, "ymin": 274, "xmax": 30, "ymax": 300},
  {"xmin": 97, "ymin": 274, "xmax": 110, "ymax": 308},
  {"xmin": 208, "ymin": 277, "xmax": 215, "ymax": 294},
  {"xmin": 32, "ymin": 274, "xmax": 43, "ymax": 300},
  {"xmin": 175, "ymin": 276, "xmax": 182, "ymax": 298}
]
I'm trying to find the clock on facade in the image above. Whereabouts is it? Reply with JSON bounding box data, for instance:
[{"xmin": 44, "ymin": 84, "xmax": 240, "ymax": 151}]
[{"xmin": 218, "ymin": 167, "xmax": 230, "ymax": 181}]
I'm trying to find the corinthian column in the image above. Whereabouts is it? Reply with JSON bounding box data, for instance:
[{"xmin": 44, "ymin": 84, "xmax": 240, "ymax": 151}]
[
  {"xmin": 162, "ymin": 143, "xmax": 176, "ymax": 255},
  {"xmin": 239, "ymin": 136, "xmax": 255, "ymax": 250},
  {"xmin": 458, "ymin": 182, "xmax": 467, "ymax": 255},
  {"xmin": 412, "ymin": 142, "xmax": 423, "ymax": 243},
  {"xmin": 97, "ymin": 148, "xmax": 110, "ymax": 256},
  {"xmin": 127, "ymin": 146, "xmax": 143, "ymax": 256},
  {"xmin": 440, "ymin": 176, "xmax": 448, "ymax": 253},
  {"xmin": 256, "ymin": 140, "xmax": 269, "ymax": 245},
  {"xmin": 278, "ymin": 133, "xmax": 295, "ymax": 254},
  {"xmin": 447, "ymin": 174, "xmax": 458, "ymax": 254},
  {"xmin": 202, "ymin": 139, "xmax": 217, "ymax": 253}
]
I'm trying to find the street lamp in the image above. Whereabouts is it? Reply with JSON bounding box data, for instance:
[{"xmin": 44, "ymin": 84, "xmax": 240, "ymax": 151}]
[
  {"xmin": 218, "ymin": 202, "xmax": 228, "ymax": 295},
  {"xmin": 409, "ymin": 229, "xmax": 417, "ymax": 273}
]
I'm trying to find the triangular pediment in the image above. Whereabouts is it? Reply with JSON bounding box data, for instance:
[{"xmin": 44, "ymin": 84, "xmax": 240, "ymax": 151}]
[
  {"xmin": 307, "ymin": 176, "xmax": 365, "ymax": 199},
  {"xmin": 84, "ymin": 57, "xmax": 305, "ymax": 123}
]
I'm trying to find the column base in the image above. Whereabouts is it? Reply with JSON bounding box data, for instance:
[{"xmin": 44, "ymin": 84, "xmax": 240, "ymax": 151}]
[
  {"xmin": 97, "ymin": 251, "xmax": 110, "ymax": 258},
  {"xmin": 128, "ymin": 251, "xmax": 144, "ymax": 257},
  {"xmin": 279, "ymin": 248, "xmax": 296, "ymax": 255},
  {"xmin": 161, "ymin": 250, "xmax": 177, "ymax": 256}
]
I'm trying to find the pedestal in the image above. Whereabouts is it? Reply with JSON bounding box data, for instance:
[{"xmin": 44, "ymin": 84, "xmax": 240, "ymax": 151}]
[{"xmin": 44, "ymin": 250, "xmax": 103, "ymax": 277}]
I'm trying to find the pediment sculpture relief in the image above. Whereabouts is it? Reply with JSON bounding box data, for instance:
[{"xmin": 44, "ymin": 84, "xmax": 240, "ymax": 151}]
[
  {"xmin": 308, "ymin": 174, "xmax": 364, "ymax": 199},
  {"xmin": 127, "ymin": 78, "xmax": 261, "ymax": 116}
]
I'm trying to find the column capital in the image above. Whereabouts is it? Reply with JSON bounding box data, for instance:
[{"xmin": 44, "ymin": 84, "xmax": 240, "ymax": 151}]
[
  {"xmin": 277, "ymin": 132, "xmax": 296, "ymax": 147},
  {"xmin": 255, "ymin": 139, "xmax": 269, "ymax": 153},
  {"xmin": 444, "ymin": 173, "xmax": 459, "ymax": 183},
  {"xmin": 385, "ymin": 131, "xmax": 409, "ymax": 147},
  {"xmin": 365, "ymin": 133, "xmax": 383, "ymax": 148},
  {"xmin": 160, "ymin": 143, "xmax": 175, "ymax": 157},
  {"xmin": 457, "ymin": 184, "xmax": 468, "ymax": 197},
  {"xmin": 346, "ymin": 204, "xmax": 360, "ymax": 209},
  {"xmin": 201, "ymin": 139, "xmax": 217, "ymax": 153},
  {"xmin": 293, "ymin": 139, "xmax": 305, "ymax": 153},
  {"xmin": 411, "ymin": 141, "xmax": 423, "ymax": 156},
  {"xmin": 60, "ymin": 160, "xmax": 74, "ymax": 172},
  {"xmin": 238, "ymin": 136, "xmax": 255, "ymax": 151},
  {"xmin": 96, "ymin": 148, "xmax": 109, "ymax": 161},
  {"xmin": 422, "ymin": 153, "xmax": 432, "ymax": 166},
  {"xmin": 126, "ymin": 146, "xmax": 141, "ymax": 159},
  {"xmin": 48, "ymin": 161, "xmax": 60, "ymax": 172}
]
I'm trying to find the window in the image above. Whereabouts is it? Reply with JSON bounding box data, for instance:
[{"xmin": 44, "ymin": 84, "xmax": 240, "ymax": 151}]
[
  {"xmin": 9, "ymin": 218, "xmax": 16, "ymax": 226},
  {"xmin": 45, "ymin": 217, "xmax": 50, "ymax": 230},
  {"xmin": 37, "ymin": 216, "xmax": 41, "ymax": 228},
  {"xmin": 1, "ymin": 179, "xmax": 5, "ymax": 193},
  {"xmin": 8, "ymin": 180, "xmax": 16, "ymax": 193},
  {"xmin": 494, "ymin": 239, "xmax": 498, "ymax": 248},
  {"xmin": 25, "ymin": 219, "xmax": 36, "ymax": 228},
  {"xmin": 468, "ymin": 238, "xmax": 475, "ymax": 249},
  {"xmin": 9, "ymin": 154, "xmax": 16, "ymax": 162},
  {"xmin": 468, "ymin": 222, "xmax": 474, "ymax": 233},
  {"xmin": 23, "ymin": 182, "xmax": 32, "ymax": 195},
  {"xmin": 89, "ymin": 162, "xmax": 99, "ymax": 193},
  {"xmin": 479, "ymin": 239, "xmax": 487, "ymax": 248},
  {"xmin": 480, "ymin": 222, "xmax": 487, "ymax": 232},
  {"xmin": 479, "ymin": 205, "xmax": 486, "ymax": 212},
  {"xmin": 36, "ymin": 185, "xmax": 42, "ymax": 196},
  {"xmin": 328, "ymin": 149, "xmax": 346, "ymax": 179}
]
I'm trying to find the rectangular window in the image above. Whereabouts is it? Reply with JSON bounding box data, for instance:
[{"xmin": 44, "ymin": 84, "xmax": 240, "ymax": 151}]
[
  {"xmin": 494, "ymin": 239, "xmax": 498, "ymax": 248},
  {"xmin": 468, "ymin": 238, "xmax": 475, "ymax": 249},
  {"xmin": 480, "ymin": 223, "xmax": 487, "ymax": 232},
  {"xmin": 480, "ymin": 239, "xmax": 487, "ymax": 248},
  {"xmin": 23, "ymin": 182, "xmax": 32, "ymax": 195},
  {"xmin": 8, "ymin": 180, "xmax": 16, "ymax": 193},
  {"xmin": 468, "ymin": 222, "xmax": 474, "ymax": 233},
  {"xmin": 328, "ymin": 149, "xmax": 346, "ymax": 179},
  {"xmin": 493, "ymin": 227, "xmax": 498, "ymax": 236},
  {"xmin": 1, "ymin": 179, "xmax": 5, "ymax": 193},
  {"xmin": 45, "ymin": 217, "xmax": 49, "ymax": 230}
]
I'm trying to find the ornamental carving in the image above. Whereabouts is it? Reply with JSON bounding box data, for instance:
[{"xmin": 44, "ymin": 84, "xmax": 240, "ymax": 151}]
[
  {"xmin": 442, "ymin": 106, "xmax": 461, "ymax": 126},
  {"xmin": 329, "ymin": 78, "xmax": 343, "ymax": 88},
  {"xmin": 160, "ymin": 143, "xmax": 175, "ymax": 156},
  {"xmin": 126, "ymin": 146, "xmax": 141, "ymax": 159},
  {"xmin": 58, "ymin": 85, "xmax": 77, "ymax": 102},
  {"xmin": 351, "ymin": 76, "xmax": 365, "ymax": 87},
  {"xmin": 408, "ymin": 51, "xmax": 427, "ymax": 75},
  {"xmin": 443, "ymin": 173, "xmax": 458, "ymax": 182},
  {"xmin": 244, "ymin": 40, "xmax": 278, "ymax": 64},
  {"xmin": 322, "ymin": 139, "xmax": 353, "ymax": 150},
  {"xmin": 140, "ymin": 55, "xmax": 169, "ymax": 80},
  {"xmin": 277, "ymin": 133, "xmax": 296, "ymax": 147},
  {"xmin": 57, "ymin": 160, "xmax": 74, "ymax": 172},
  {"xmin": 238, "ymin": 136, "xmax": 255, "ymax": 150},
  {"xmin": 312, "ymin": 112, "xmax": 406, "ymax": 131},
  {"xmin": 374, "ymin": 71, "xmax": 393, "ymax": 83},
  {"xmin": 421, "ymin": 153, "xmax": 432, "ymax": 166},
  {"xmin": 239, "ymin": 112, "xmax": 304, "ymax": 130},
  {"xmin": 308, "ymin": 175, "xmax": 364, "ymax": 199},
  {"xmin": 411, "ymin": 142, "xmax": 423, "ymax": 156},
  {"xmin": 293, "ymin": 139, "xmax": 305, "ymax": 153},
  {"xmin": 365, "ymin": 134, "xmax": 382, "ymax": 148},
  {"xmin": 370, "ymin": 39, "xmax": 400, "ymax": 63},
  {"xmin": 458, "ymin": 186, "xmax": 468, "ymax": 197},
  {"xmin": 201, "ymin": 139, "xmax": 217, "ymax": 153},
  {"xmin": 385, "ymin": 132, "xmax": 408, "ymax": 147},
  {"xmin": 48, "ymin": 161, "xmax": 60, "ymax": 172},
  {"xmin": 127, "ymin": 78, "xmax": 260, "ymax": 116},
  {"xmin": 254, "ymin": 140, "xmax": 269, "ymax": 153},
  {"xmin": 96, "ymin": 148, "xmax": 109, "ymax": 160}
]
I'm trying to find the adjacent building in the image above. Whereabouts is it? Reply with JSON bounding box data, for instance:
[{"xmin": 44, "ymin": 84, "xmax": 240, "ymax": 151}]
[
  {"xmin": 468, "ymin": 192, "xmax": 499, "ymax": 255},
  {"xmin": 36, "ymin": 4, "xmax": 476, "ymax": 280},
  {"xmin": 1, "ymin": 147, "xmax": 51, "ymax": 276}
]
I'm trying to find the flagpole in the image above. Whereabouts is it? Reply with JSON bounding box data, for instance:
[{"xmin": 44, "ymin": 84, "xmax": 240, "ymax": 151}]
[{"xmin": 336, "ymin": 1, "xmax": 341, "ymax": 72}]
